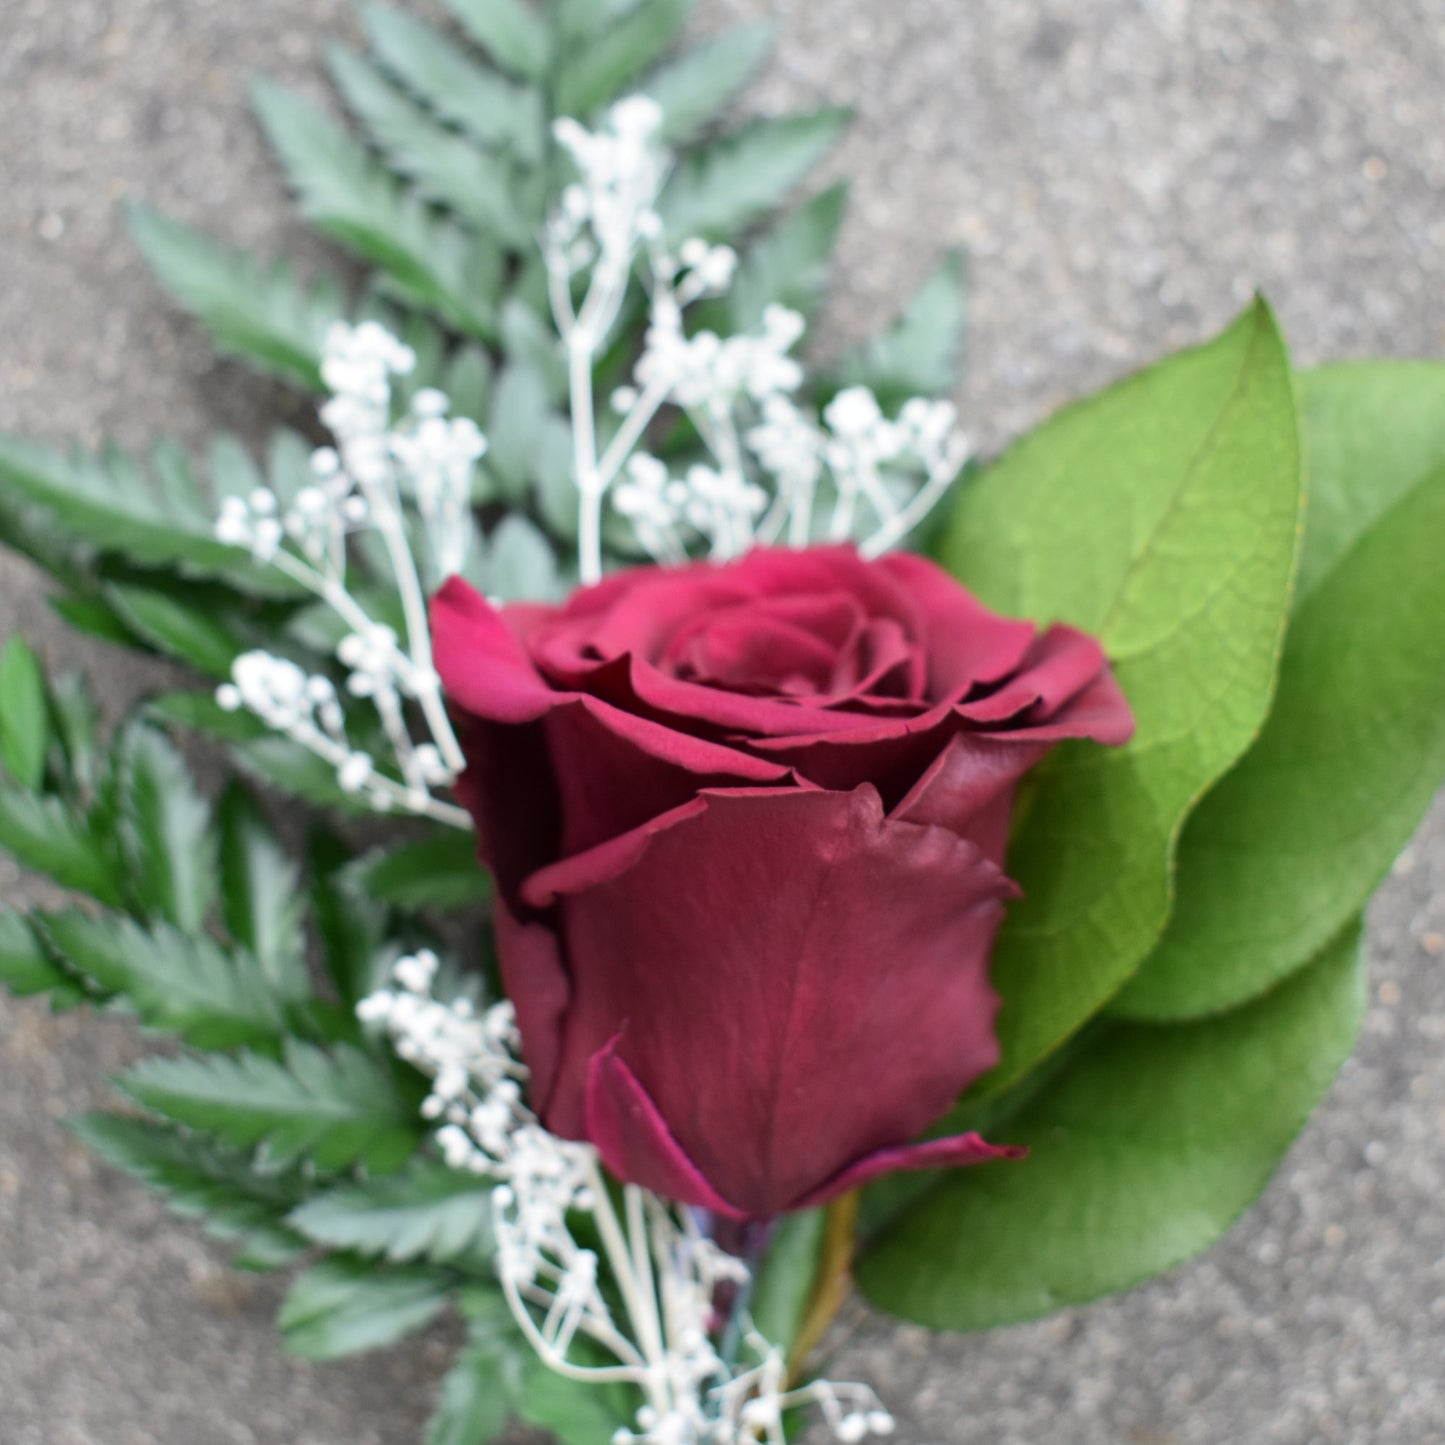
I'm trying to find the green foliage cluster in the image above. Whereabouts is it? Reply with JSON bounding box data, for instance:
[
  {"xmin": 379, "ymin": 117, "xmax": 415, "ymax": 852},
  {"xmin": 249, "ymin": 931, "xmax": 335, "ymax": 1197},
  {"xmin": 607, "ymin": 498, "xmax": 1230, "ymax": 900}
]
[
  {"xmin": 856, "ymin": 321, "xmax": 1445, "ymax": 1331},
  {"xmin": 0, "ymin": 0, "xmax": 1442, "ymax": 1434}
]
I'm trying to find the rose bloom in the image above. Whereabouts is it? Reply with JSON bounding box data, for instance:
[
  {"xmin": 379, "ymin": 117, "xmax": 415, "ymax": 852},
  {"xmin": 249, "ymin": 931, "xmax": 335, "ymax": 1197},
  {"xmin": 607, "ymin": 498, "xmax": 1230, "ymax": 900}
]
[{"xmin": 432, "ymin": 547, "xmax": 1133, "ymax": 1220}]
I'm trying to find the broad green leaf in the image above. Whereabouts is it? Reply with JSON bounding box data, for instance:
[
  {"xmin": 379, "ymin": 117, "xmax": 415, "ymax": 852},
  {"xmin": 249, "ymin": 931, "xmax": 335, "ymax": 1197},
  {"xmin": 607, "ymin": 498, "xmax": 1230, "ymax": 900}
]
[
  {"xmin": 1115, "ymin": 457, "xmax": 1445, "ymax": 1019},
  {"xmin": 1294, "ymin": 362, "xmax": 1445, "ymax": 601},
  {"xmin": 0, "ymin": 438, "xmax": 295, "ymax": 596},
  {"xmin": 721, "ymin": 182, "xmax": 848, "ymax": 333},
  {"xmin": 347, "ymin": 832, "xmax": 491, "ymax": 912},
  {"xmin": 749, "ymin": 1209, "xmax": 827, "ymax": 1352},
  {"xmin": 0, "ymin": 785, "xmax": 123, "ymax": 905},
  {"xmin": 836, "ymin": 251, "xmax": 967, "ymax": 402},
  {"xmin": 445, "ymin": 0, "xmax": 551, "ymax": 81},
  {"xmin": 554, "ymin": 0, "xmax": 690, "ymax": 118},
  {"xmin": 251, "ymin": 80, "xmax": 498, "ymax": 340},
  {"xmin": 485, "ymin": 514, "xmax": 562, "ymax": 602},
  {"xmin": 279, "ymin": 1255, "xmax": 452, "ymax": 1360},
  {"xmin": 69, "ymin": 1113, "xmax": 309, "ymax": 1270},
  {"xmin": 326, "ymin": 48, "xmax": 531, "ymax": 249},
  {"xmin": 129, "ymin": 206, "xmax": 338, "ymax": 391},
  {"xmin": 659, "ymin": 110, "xmax": 851, "ymax": 241},
  {"xmin": 425, "ymin": 1295, "xmax": 521, "ymax": 1445},
  {"xmin": 0, "ymin": 637, "xmax": 48, "ymax": 790},
  {"xmin": 289, "ymin": 1160, "xmax": 495, "ymax": 1265},
  {"xmin": 941, "ymin": 301, "xmax": 1302, "ymax": 1098},
  {"xmin": 43, "ymin": 910, "xmax": 286, "ymax": 1049},
  {"xmin": 218, "ymin": 784, "xmax": 309, "ymax": 997},
  {"xmin": 647, "ymin": 24, "xmax": 774, "ymax": 144},
  {"xmin": 115, "ymin": 724, "xmax": 217, "ymax": 933},
  {"xmin": 858, "ymin": 919, "xmax": 1366, "ymax": 1330},
  {"xmin": 118, "ymin": 1040, "xmax": 421, "ymax": 1173},
  {"xmin": 104, "ymin": 582, "xmax": 248, "ymax": 679},
  {"xmin": 361, "ymin": 4, "xmax": 544, "ymax": 163},
  {"xmin": 0, "ymin": 910, "xmax": 76, "ymax": 999}
]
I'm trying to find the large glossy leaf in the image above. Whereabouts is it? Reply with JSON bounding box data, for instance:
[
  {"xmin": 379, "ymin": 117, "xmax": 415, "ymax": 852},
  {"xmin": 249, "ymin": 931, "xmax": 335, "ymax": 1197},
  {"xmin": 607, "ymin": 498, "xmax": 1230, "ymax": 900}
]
[
  {"xmin": 1115, "ymin": 384, "xmax": 1445, "ymax": 1019},
  {"xmin": 858, "ymin": 919, "xmax": 1365, "ymax": 1330},
  {"xmin": 940, "ymin": 301, "xmax": 1302, "ymax": 1097},
  {"xmin": 659, "ymin": 110, "xmax": 851, "ymax": 241},
  {"xmin": 129, "ymin": 206, "xmax": 338, "ymax": 391}
]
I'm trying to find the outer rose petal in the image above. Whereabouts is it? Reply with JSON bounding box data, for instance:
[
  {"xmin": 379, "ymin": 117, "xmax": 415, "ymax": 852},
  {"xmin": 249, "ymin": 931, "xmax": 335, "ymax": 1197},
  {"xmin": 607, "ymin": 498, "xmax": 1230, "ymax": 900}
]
[
  {"xmin": 587, "ymin": 1041, "xmax": 1020, "ymax": 1218},
  {"xmin": 530, "ymin": 785, "xmax": 1017, "ymax": 1220}
]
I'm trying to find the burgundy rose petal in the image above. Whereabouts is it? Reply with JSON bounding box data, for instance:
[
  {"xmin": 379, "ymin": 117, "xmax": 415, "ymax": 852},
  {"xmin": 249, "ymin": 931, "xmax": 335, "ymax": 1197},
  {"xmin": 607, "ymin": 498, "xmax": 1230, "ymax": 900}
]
[
  {"xmin": 586, "ymin": 1041, "xmax": 748, "ymax": 1218},
  {"xmin": 789, "ymin": 1131, "xmax": 1026, "ymax": 1212},
  {"xmin": 533, "ymin": 786, "xmax": 1015, "ymax": 1219},
  {"xmin": 492, "ymin": 896, "xmax": 574, "ymax": 1117},
  {"xmin": 431, "ymin": 578, "xmax": 561, "ymax": 724}
]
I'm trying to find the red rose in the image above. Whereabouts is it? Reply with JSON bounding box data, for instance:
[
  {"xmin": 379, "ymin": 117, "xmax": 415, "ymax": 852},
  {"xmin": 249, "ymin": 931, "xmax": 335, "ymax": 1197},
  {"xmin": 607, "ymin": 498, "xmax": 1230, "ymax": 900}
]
[{"xmin": 432, "ymin": 547, "xmax": 1133, "ymax": 1220}]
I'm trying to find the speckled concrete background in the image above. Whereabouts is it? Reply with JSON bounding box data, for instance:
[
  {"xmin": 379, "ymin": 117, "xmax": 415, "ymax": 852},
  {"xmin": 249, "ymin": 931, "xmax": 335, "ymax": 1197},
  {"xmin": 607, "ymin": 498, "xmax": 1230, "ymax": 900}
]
[{"xmin": 2, "ymin": 1, "xmax": 1444, "ymax": 1441}]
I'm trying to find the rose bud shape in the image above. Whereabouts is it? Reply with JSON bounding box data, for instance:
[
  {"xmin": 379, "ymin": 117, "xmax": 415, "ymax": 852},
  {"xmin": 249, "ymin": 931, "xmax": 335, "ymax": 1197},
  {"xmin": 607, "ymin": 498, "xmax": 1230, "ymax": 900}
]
[{"xmin": 431, "ymin": 547, "xmax": 1134, "ymax": 1221}]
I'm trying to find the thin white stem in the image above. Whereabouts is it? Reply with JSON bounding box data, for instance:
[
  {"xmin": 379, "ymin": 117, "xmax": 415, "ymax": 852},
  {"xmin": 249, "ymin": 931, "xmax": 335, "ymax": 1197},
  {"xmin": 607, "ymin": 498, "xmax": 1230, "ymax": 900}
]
[
  {"xmin": 860, "ymin": 457, "xmax": 965, "ymax": 559},
  {"xmin": 597, "ymin": 377, "xmax": 673, "ymax": 490},
  {"xmin": 570, "ymin": 337, "xmax": 606, "ymax": 586}
]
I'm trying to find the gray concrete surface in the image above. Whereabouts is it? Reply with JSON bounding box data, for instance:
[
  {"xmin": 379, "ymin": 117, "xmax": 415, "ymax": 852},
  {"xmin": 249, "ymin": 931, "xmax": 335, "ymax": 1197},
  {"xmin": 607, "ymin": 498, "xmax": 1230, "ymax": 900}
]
[{"xmin": 2, "ymin": 0, "xmax": 1445, "ymax": 1441}]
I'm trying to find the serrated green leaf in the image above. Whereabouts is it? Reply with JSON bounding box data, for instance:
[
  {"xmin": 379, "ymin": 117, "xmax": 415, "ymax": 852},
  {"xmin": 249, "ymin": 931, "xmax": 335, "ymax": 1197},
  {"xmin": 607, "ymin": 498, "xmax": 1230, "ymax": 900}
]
[
  {"xmin": 646, "ymin": 23, "xmax": 774, "ymax": 144},
  {"xmin": 43, "ymin": 910, "xmax": 286, "ymax": 1049},
  {"xmin": 119, "ymin": 1040, "xmax": 421, "ymax": 1173},
  {"xmin": 251, "ymin": 79, "xmax": 498, "ymax": 340},
  {"xmin": 280, "ymin": 1255, "xmax": 453, "ymax": 1360},
  {"xmin": 289, "ymin": 1160, "xmax": 495, "ymax": 1265},
  {"xmin": 327, "ymin": 48, "xmax": 531, "ymax": 248},
  {"xmin": 115, "ymin": 724, "xmax": 217, "ymax": 933},
  {"xmin": 484, "ymin": 363, "xmax": 551, "ymax": 497},
  {"xmin": 0, "ymin": 785, "xmax": 123, "ymax": 905},
  {"xmin": 836, "ymin": 251, "xmax": 967, "ymax": 402},
  {"xmin": 311, "ymin": 828, "xmax": 396, "ymax": 1012},
  {"xmin": 104, "ymin": 582, "xmax": 248, "ymax": 680},
  {"xmin": 1115, "ymin": 461, "xmax": 1445, "ymax": 1019},
  {"xmin": 941, "ymin": 300, "xmax": 1302, "ymax": 1099},
  {"xmin": 218, "ymin": 784, "xmax": 309, "ymax": 998},
  {"xmin": 554, "ymin": 0, "xmax": 690, "ymax": 118},
  {"xmin": 858, "ymin": 920, "xmax": 1365, "ymax": 1330},
  {"xmin": 660, "ymin": 109, "xmax": 850, "ymax": 241},
  {"xmin": 129, "ymin": 205, "xmax": 338, "ymax": 391},
  {"xmin": 347, "ymin": 832, "xmax": 491, "ymax": 912},
  {"xmin": 721, "ymin": 182, "xmax": 848, "ymax": 332},
  {"xmin": 0, "ymin": 437, "xmax": 297, "ymax": 597},
  {"xmin": 445, "ymin": 0, "xmax": 550, "ymax": 81},
  {"xmin": 362, "ymin": 4, "xmax": 544, "ymax": 163},
  {"xmin": 69, "ymin": 1112, "xmax": 310, "ymax": 1269},
  {"xmin": 0, "ymin": 636, "xmax": 48, "ymax": 790},
  {"xmin": 518, "ymin": 1338, "xmax": 636, "ymax": 1445},
  {"xmin": 0, "ymin": 910, "xmax": 76, "ymax": 999},
  {"xmin": 425, "ymin": 1305, "xmax": 519, "ymax": 1445},
  {"xmin": 48, "ymin": 670, "xmax": 103, "ymax": 804},
  {"xmin": 555, "ymin": 0, "xmax": 647, "ymax": 42}
]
